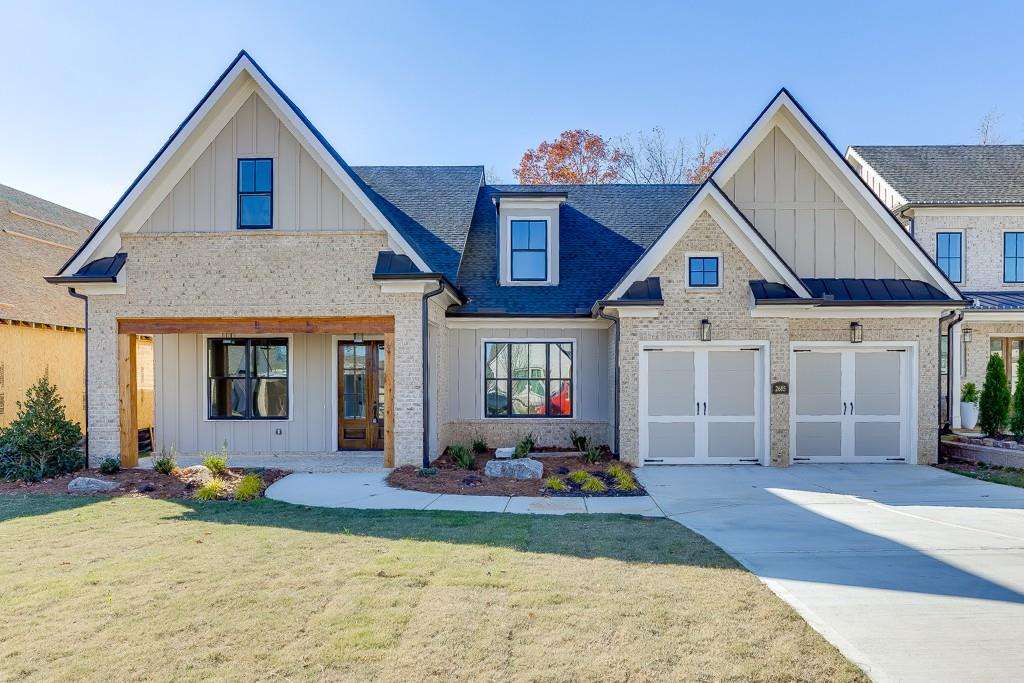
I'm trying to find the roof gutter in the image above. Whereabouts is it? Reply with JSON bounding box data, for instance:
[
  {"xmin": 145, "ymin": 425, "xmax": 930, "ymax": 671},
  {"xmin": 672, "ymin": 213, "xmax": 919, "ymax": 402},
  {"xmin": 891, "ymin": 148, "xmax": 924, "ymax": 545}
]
[
  {"xmin": 939, "ymin": 308, "xmax": 963, "ymax": 439},
  {"xmin": 67, "ymin": 288, "xmax": 89, "ymax": 469},
  {"xmin": 421, "ymin": 279, "xmax": 449, "ymax": 469},
  {"xmin": 593, "ymin": 303, "xmax": 621, "ymax": 457},
  {"xmin": 372, "ymin": 272, "xmax": 466, "ymax": 305}
]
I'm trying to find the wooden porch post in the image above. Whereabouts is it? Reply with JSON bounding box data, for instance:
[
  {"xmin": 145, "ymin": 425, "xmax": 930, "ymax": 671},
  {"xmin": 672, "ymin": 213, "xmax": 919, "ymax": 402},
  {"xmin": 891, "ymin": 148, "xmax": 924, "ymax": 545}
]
[
  {"xmin": 384, "ymin": 331, "xmax": 395, "ymax": 467},
  {"xmin": 118, "ymin": 332, "xmax": 139, "ymax": 467}
]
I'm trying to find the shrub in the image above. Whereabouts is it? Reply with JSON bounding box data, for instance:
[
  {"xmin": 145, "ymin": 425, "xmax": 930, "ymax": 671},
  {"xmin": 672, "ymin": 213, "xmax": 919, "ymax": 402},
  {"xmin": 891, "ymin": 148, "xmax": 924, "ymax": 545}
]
[
  {"xmin": 202, "ymin": 444, "xmax": 230, "ymax": 476},
  {"xmin": 0, "ymin": 373, "xmax": 83, "ymax": 482},
  {"xmin": 471, "ymin": 438, "xmax": 488, "ymax": 454},
  {"xmin": 151, "ymin": 448, "xmax": 177, "ymax": 474},
  {"xmin": 512, "ymin": 442, "xmax": 529, "ymax": 458},
  {"xmin": 449, "ymin": 444, "xmax": 476, "ymax": 470},
  {"xmin": 417, "ymin": 467, "xmax": 439, "ymax": 477},
  {"xmin": 568, "ymin": 469, "xmax": 591, "ymax": 484},
  {"xmin": 99, "ymin": 458, "xmax": 121, "ymax": 475},
  {"xmin": 543, "ymin": 476, "xmax": 569, "ymax": 492},
  {"xmin": 233, "ymin": 473, "xmax": 264, "ymax": 501},
  {"xmin": 979, "ymin": 354, "xmax": 1011, "ymax": 436},
  {"xmin": 521, "ymin": 433, "xmax": 536, "ymax": 452},
  {"xmin": 1012, "ymin": 354, "xmax": 1024, "ymax": 438},
  {"xmin": 569, "ymin": 430, "xmax": 589, "ymax": 452},
  {"xmin": 614, "ymin": 477, "xmax": 640, "ymax": 492},
  {"xmin": 580, "ymin": 475, "xmax": 607, "ymax": 493},
  {"xmin": 606, "ymin": 463, "xmax": 630, "ymax": 480},
  {"xmin": 608, "ymin": 465, "xmax": 640, "ymax": 492},
  {"xmin": 961, "ymin": 382, "xmax": 979, "ymax": 403},
  {"xmin": 582, "ymin": 446, "xmax": 602, "ymax": 464},
  {"xmin": 194, "ymin": 478, "xmax": 227, "ymax": 501}
]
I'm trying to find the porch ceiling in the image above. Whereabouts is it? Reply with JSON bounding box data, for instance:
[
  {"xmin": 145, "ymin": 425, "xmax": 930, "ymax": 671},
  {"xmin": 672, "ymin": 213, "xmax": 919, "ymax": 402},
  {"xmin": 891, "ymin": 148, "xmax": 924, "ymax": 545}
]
[{"xmin": 117, "ymin": 316, "xmax": 395, "ymax": 335}]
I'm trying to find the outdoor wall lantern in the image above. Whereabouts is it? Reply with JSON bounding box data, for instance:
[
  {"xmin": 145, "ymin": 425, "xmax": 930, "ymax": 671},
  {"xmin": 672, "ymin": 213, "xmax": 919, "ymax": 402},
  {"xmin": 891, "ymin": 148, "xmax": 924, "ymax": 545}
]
[
  {"xmin": 700, "ymin": 319, "xmax": 712, "ymax": 342},
  {"xmin": 850, "ymin": 321, "xmax": 863, "ymax": 344},
  {"xmin": 962, "ymin": 327, "xmax": 973, "ymax": 343}
]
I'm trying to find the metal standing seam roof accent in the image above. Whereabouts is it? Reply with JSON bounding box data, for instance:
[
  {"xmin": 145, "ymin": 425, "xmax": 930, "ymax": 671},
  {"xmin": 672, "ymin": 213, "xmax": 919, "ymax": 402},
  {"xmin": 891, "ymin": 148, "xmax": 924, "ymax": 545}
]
[
  {"xmin": 851, "ymin": 145, "xmax": 1024, "ymax": 207},
  {"xmin": 751, "ymin": 278, "xmax": 958, "ymax": 304},
  {"xmin": 962, "ymin": 291, "xmax": 1024, "ymax": 310}
]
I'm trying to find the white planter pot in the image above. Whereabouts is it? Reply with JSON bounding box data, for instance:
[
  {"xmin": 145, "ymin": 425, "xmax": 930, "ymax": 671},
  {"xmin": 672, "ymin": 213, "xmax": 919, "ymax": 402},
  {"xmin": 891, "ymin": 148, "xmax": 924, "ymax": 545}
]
[{"xmin": 960, "ymin": 402, "xmax": 979, "ymax": 430}]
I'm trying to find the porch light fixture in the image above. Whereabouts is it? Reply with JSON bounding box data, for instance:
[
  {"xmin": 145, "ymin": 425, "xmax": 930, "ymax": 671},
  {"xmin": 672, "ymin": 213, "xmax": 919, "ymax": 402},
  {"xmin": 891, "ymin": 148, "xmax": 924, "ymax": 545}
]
[
  {"xmin": 700, "ymin": 319, "xmax": 712, "ymax": 342},
  {"xmin": 850, "ymin": 322, "xmax": 863, "ymax": 344},
  {"xmin": 962, "ymin": 327, "xmax": 973, "ymax": 343}
]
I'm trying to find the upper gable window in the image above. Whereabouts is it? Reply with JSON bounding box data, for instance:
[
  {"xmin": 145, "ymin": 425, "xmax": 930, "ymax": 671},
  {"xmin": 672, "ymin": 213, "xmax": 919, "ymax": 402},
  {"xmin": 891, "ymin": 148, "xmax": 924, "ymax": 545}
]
[
  {"xmin": 510, "ymin": 219, "xmax": 548, "ymax": 281},
  {"xmin": 238, "ymin": 158, "xmax": 273, "ymax": 229},
  {"xmin": 687, "ymin": 255, "xmax": 720, "ymax": 288},
  {"xmin": 936, "ymin": 232, "xmax": 962, "ymax": 283},
  {"xmin": 1005, "ymin": 232, "xmax": 1024, "ymax": 283}
]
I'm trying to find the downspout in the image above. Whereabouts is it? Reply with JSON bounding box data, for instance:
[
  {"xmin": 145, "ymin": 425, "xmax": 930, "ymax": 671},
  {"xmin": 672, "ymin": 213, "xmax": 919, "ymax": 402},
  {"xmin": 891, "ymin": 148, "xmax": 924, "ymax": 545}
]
[
  {"xmin": 596, "ymin": 306, "xmax": 621, "ymax": 456},
  {"xmin": 939, "ymin": 308, "xmax": 963, "ymax": 437},
  {"xmin": 68, "ymin": 288, "xmax": 89, "ymax": 469},
  {"xmin": 421, "ymin": 281, "xmax": 446, "ymax": 469}
]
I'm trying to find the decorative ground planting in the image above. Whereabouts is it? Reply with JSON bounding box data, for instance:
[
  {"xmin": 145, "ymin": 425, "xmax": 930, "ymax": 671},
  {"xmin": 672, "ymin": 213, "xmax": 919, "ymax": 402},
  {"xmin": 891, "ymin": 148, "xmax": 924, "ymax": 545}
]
[{"xmin": 388, "ymin": 448, "xmax": 647, "ymax": 497}]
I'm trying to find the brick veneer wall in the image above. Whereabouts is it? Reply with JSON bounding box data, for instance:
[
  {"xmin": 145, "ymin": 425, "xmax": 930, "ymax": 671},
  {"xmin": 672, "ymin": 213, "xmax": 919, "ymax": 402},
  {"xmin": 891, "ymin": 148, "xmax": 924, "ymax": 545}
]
[
  {"xmin": 913, "ymin": 213, "xmax": 1024, "ymax": 291},
  {"xmin": 86, "ymin": 231, "xmax": 427, "ymax": 466}
]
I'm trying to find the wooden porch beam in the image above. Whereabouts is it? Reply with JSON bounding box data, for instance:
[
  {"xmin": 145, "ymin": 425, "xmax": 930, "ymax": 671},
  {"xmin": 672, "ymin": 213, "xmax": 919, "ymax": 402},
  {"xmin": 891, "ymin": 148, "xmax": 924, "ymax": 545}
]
[
  {"xmin": 118, "ymin": 332, "xmax": 139, "ymax": 467},
  {"xmin": 384, "ymin": 331, "xmax": 395, "ymax": 467},
  {"xmin": 117, "ymin": 316, "xmax": 395, "ymax": 335}
]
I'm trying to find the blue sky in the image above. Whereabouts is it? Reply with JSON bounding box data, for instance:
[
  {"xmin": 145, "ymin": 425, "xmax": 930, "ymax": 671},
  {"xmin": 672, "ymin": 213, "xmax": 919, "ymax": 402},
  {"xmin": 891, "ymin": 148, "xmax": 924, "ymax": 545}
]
[{"xmin": 3, "ymin": 0, "xmax": 1023, "ymax": 218}]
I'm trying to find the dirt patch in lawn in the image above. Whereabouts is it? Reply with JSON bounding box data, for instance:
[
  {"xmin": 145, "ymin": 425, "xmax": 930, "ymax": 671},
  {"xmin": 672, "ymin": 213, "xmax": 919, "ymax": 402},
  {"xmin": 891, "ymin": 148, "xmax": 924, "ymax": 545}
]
[
  {"xmin": 935, "ymin": 459, "xmax": 1024, "ymax": 489},
  {"xmin": 0, "ymin": 467, "xmax": 290, "ymax": 499},
  {"xmin": 388, "ymin": 449, "xmax": 645, "ymax": 497}
]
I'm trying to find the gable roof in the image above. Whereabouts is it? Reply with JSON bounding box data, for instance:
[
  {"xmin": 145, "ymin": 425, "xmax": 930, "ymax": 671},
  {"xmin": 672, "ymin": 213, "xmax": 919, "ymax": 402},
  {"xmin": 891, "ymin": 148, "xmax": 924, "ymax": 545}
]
[
  {"xmin": 58, "ymin": 51, "xmax": 442, "ymax": 279},
  {"xmin": 849, "ymin": 145, "xmax": 1024, "ymax": 207},
  {"xmin": 1, "ymin": 184, "xmax": 94, "ymax": 327},
  {"xmin": 452, "ymin": 183, "xmax": 698, "ymax": 315}
]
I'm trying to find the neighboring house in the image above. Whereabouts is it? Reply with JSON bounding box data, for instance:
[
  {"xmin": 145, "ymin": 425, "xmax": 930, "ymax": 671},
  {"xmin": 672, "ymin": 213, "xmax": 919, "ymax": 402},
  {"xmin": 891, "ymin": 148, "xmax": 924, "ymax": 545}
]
[
  {"xmin": 0, "ymin": 184, "xmax": 94, "ymax": 429},
  {"xmin": 847, "ymin": 145, "xmax": 1024, "ymax": 427},
  {"xmin": 50, "ymin": 52, "xmax": 964, "ymax": 469}
]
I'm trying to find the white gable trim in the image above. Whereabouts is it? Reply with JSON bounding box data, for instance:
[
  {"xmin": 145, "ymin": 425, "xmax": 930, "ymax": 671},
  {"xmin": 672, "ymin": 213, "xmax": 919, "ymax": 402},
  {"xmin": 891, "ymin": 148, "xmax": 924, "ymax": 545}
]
[
  {"xmin": 605, "ymin": 183, "xmax": 810, "ymax": 301},
  {"xmin": 712, "ymin": 90, "xmax": 960, "ymax": 300},
  {"xmin": 844, "ymin": 147, "xmax": 908, "ymax": 210},
  {"xmin": 59, "ymin": 53, "xmax": 430, "ymax": 277}
]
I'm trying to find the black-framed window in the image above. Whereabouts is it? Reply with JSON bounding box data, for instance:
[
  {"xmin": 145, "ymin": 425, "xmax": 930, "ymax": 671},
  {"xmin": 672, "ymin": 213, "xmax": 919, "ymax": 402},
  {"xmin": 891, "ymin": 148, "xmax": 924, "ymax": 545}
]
[
  {"xmin": 688, "ymin": 256, "xmax": 719, "ymax": 287},
  {"xmin": 1005, "ymin": 232, "xmax": 1024, "ymax": 282},
  {"xmin": 510, "ymin": 219, "xmax": 548, "ymax": 281},
  {"xmin": 237, "ymin": 158, "xmax": 273, "ymax": 229},
  {"xmin": 936, "ymin": 232, "xmax": 962, "ymax": 283},
  {"xmin": 208, "ymin": 338, "xmax": 288, "ymax": 419},
  {"xmin": 484, "ymin": 341, "xmax": 572, "ymax": 417}
]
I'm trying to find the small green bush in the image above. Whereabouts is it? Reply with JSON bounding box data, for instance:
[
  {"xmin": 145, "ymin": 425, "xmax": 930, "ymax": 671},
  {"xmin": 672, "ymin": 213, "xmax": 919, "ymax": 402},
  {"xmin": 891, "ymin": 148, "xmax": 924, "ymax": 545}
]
[
  {"xmin": 1012, "ymin": 354, "xmax": 1024, "ymax": 438},
  {"xmin": 580, "ymin": 475, "xmax": 607, "ymax": 493},
  {"xmin": 449, "ymin": 444, "xmax": 476, "ymax": 470},
  {"xmin": 606, "ymin": 463, "xmax": 629, "ymax": 479},
  {"xmin": 569, "ymin": 430, "xmax": 589, "ymax": 452},
  {"xmin": 0, "ymin": 373, "xmax": 83, "ymax": 482},
  {"xmin": 99, "ymin": 458, "xmax": 120, "ymax": 475},
  {"xmin": 151, "ymin": 449, "xmax": 177, "ymax": 474},
  {"xmin": 521, "ymin": 433, "xmax": 536, "ymax": 451},
  {"xmin": 194, "ymin": 478, "xmax": 227, "ymax": 501},
  {"xmin": 961, "ymin": 382, "xmax": 979, "ymax": 403},
  {"xmin": 233, "ymin": 473, "xmax": 264, "ymax": 501},
  {"xmin": 568, "ymin": 469, "xmax": 591, "ymax": 484},
  {"xmin": 513, "ymin": 434, "xmax": 536, "ymax": 458},
  {"xmin": 417, "ymin": 467, "xmax": 439, "ymax": 477},
  {"xmin": 979, "ymin": 354, "xmax": 1011, "ymax": 436},
  {"xmin": 582, "ymin": 446, "xmax": 602, "ymax": 464},
  {"xmin": 543, "ymin": 476, "xmax": 569, "ymax": 492},
  {"xmin": 471, "ymin": 438, "xmax": 488, "ymax": 454},
  {"xmin": 202, "ymin": 444, "xmax": 230, "ymax": 476}
]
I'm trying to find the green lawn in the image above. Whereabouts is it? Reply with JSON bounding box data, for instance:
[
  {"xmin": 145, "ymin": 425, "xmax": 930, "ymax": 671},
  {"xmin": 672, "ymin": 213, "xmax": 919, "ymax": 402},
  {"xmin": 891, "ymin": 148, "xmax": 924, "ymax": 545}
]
[
  {"xmin": 0, "ymin": 495, "xmax": 864, "ymax": 682},
  {"xmin": 940, "ymin": 461, "xmax": 1024, "ymax": 488}
]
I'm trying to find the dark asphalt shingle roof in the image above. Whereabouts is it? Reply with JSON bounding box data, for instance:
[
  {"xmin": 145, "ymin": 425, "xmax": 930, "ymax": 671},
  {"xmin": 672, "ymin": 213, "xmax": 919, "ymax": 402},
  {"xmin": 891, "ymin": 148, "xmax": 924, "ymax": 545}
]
[
  {"xmin": 751, "ymin": 278, "xmax": 955, "ymax": 304},
  {"xmin": 451, "ymin": 183, "xmax": 699, "ymax": 315},
  {"xmin": 851, "ymin": 145, "xmax": 1024, "ymax": 206},
  {"xmin": 963, "ymin": 291, "xmax": 1024, "ymax": 310}
]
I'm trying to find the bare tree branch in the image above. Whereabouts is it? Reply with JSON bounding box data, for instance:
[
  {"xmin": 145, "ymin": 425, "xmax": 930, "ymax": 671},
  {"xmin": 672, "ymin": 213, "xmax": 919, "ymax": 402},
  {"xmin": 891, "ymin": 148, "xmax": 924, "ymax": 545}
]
[{"xmin": 977, "ymin": 108, "xmax": 1006, "ymax": 145}]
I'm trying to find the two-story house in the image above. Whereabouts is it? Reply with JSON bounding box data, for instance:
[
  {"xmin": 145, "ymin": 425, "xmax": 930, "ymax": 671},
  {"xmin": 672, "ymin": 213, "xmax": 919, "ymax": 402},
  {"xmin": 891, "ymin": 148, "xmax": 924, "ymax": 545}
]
[
  {"xmin": 50, "ymin": 52, "xmax": 963, "ymax": 471},
  {"xmin": 847, "ymin": 145, "xmax": 1024, "ymax": 428}
]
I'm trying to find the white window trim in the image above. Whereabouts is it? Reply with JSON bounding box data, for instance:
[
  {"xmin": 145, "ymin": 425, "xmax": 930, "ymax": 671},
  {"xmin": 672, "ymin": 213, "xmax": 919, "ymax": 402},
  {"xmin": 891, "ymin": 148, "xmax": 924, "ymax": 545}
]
[
  {"xmin": 934, "ymin": 229, "xmax": 964, "ymax": 284},
  {"xmin": 479, "ymin": 337, "xmax": 577, "ymax": 420},
  {"xmin": 202, "ymin": 333, "xmax": 294, "ymax": 422},
  {"xmin": 504, "ymin": 215, "xmax": 553, "ymax": 285},
  {"xmin": 684, "ymin": 251, "xmax": 723, "ymax": 290}
]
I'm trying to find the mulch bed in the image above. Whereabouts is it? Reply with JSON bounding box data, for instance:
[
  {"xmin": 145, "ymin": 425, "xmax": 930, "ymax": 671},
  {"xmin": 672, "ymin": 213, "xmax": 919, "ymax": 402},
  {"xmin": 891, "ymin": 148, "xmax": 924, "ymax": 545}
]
[
  {"xmin": 0, "ymin": 467, "xmax": 290, "ymax": 500},
  {"xmin": 387, "ymin": 449, "xmax": 646, "ymax": 497}
]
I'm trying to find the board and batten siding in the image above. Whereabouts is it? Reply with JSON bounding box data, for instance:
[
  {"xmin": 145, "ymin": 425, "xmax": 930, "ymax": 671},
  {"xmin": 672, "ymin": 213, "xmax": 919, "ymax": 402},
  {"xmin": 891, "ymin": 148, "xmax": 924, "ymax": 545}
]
[
  {"xmin": 153, "ymin": 333, "xmax": 335, "ymax": 455},
  {"xmin": 446, "ymin": 327, "xmax": 611, "ymax": 422},
  {"xmin": 722, "ymin": 126, "xmax": 908, "ymax": 280},
  {"xmin": 139, "ymin": 92, "xmax": 373, "ymax": 233}
]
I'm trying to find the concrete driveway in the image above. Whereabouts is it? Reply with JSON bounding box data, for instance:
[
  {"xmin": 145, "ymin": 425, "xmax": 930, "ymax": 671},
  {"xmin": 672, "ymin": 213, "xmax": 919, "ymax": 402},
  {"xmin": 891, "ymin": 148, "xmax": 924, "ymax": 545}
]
[{"xmin": 637, "ymin": 464, "xmax": 1024, "ymax": 683}]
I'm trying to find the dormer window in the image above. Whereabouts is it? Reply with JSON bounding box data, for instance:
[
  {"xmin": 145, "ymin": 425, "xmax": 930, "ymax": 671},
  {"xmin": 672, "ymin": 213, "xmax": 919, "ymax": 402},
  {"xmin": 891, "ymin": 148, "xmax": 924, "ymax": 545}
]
[
  {"xmin": 510, "ymin": 219, "xmax": 548, "ymax": 281},
  {"xmin": 238, "ymin": 158, "xmax": 273, "ymax": 229}
]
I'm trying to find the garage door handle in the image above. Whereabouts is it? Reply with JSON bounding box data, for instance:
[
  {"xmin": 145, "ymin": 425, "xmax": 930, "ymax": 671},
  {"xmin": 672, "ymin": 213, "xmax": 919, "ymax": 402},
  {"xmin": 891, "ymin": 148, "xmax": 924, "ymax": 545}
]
[
  {"xmin": 843, "ymin": 402, "xmax": 847, "ymax": 415},
  {"xmin": 703, "ymin": 402, "xmax": 707, "ymax": 415},
  {"xmin": 850, "ymin": 402, "xmax": 854, "ymax": 415}
]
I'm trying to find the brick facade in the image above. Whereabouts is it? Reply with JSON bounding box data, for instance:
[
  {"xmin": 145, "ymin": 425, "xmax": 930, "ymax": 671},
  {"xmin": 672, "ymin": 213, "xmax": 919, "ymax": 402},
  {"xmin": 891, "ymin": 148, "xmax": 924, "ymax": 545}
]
[{"xmin": 913, "ymin": 213, "xmax": 1024, "ymax": 291}]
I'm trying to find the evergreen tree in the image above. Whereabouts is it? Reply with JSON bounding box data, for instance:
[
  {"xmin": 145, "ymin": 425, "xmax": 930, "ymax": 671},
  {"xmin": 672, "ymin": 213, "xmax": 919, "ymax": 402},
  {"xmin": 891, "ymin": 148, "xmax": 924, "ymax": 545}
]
[
  {"xmin": 0, "ymin": 373, "xmax": 83, "ymax": 481},
  {"xmin": 1011, "ymin": 354, "xmax": 1024, "ymax": 438},
  {"xmin": 978, "ymin": 354, "xmax": 1011, "ymax": 437}
]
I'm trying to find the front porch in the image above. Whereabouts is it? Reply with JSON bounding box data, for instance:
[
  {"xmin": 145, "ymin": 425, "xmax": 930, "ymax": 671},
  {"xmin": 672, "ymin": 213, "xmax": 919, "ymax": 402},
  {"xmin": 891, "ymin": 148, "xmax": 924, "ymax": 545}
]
[{"xmin": 137, "ymin": 450, "xmax": 386, "ymax": 473}]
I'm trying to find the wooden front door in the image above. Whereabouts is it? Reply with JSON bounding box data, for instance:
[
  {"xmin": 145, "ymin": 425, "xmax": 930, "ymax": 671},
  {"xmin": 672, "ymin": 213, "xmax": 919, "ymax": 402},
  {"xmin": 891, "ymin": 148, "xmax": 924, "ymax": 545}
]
[{"xmin": 338, "ymin": 341, "xmax": 386, "ymax": 450}]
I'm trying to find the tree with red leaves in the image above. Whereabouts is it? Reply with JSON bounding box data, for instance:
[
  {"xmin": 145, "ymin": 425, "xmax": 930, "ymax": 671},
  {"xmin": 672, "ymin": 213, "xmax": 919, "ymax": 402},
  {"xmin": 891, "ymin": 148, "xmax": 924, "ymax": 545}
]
[{"xmin": 514, "ymin": 129, "xmax": 626, "ymax": 185}]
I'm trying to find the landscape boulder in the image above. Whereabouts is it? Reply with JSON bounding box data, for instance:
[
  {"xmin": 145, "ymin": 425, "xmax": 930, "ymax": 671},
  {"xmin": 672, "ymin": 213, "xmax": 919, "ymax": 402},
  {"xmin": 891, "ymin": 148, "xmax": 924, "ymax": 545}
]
[
  {"xmin": 67, "ymin": 477, "xmax": 119, "ymax": 494},
  {"xmin": 483, "ymin": 457, "xmax": 543, "ymax": 480},
  {"xmin": 177, "ymin": 465, "xmax": 213, "ymax": 483}
]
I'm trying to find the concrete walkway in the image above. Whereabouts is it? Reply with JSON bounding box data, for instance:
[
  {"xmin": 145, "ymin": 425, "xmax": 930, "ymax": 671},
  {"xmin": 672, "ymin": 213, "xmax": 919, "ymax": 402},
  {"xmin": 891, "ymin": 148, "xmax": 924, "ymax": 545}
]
[
  {"xmin": 636, "ymin": 464, "xmax": 1024, "ymax": 683},
  {"xmin": 266, "ymin": 471, "xmax": 663, "ymax": 516}
]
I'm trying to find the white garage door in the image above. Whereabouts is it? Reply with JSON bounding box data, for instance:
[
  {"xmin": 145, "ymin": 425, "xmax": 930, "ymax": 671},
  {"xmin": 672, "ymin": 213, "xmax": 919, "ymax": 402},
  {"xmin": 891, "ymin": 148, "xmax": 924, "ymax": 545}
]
[
  {"xmin": 641, "ymin": 346, "xmax": 764, "ymax": 464},
  {"xmin": 792, "ymin": 347, "xmax": 912, "ymax": 463}
]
